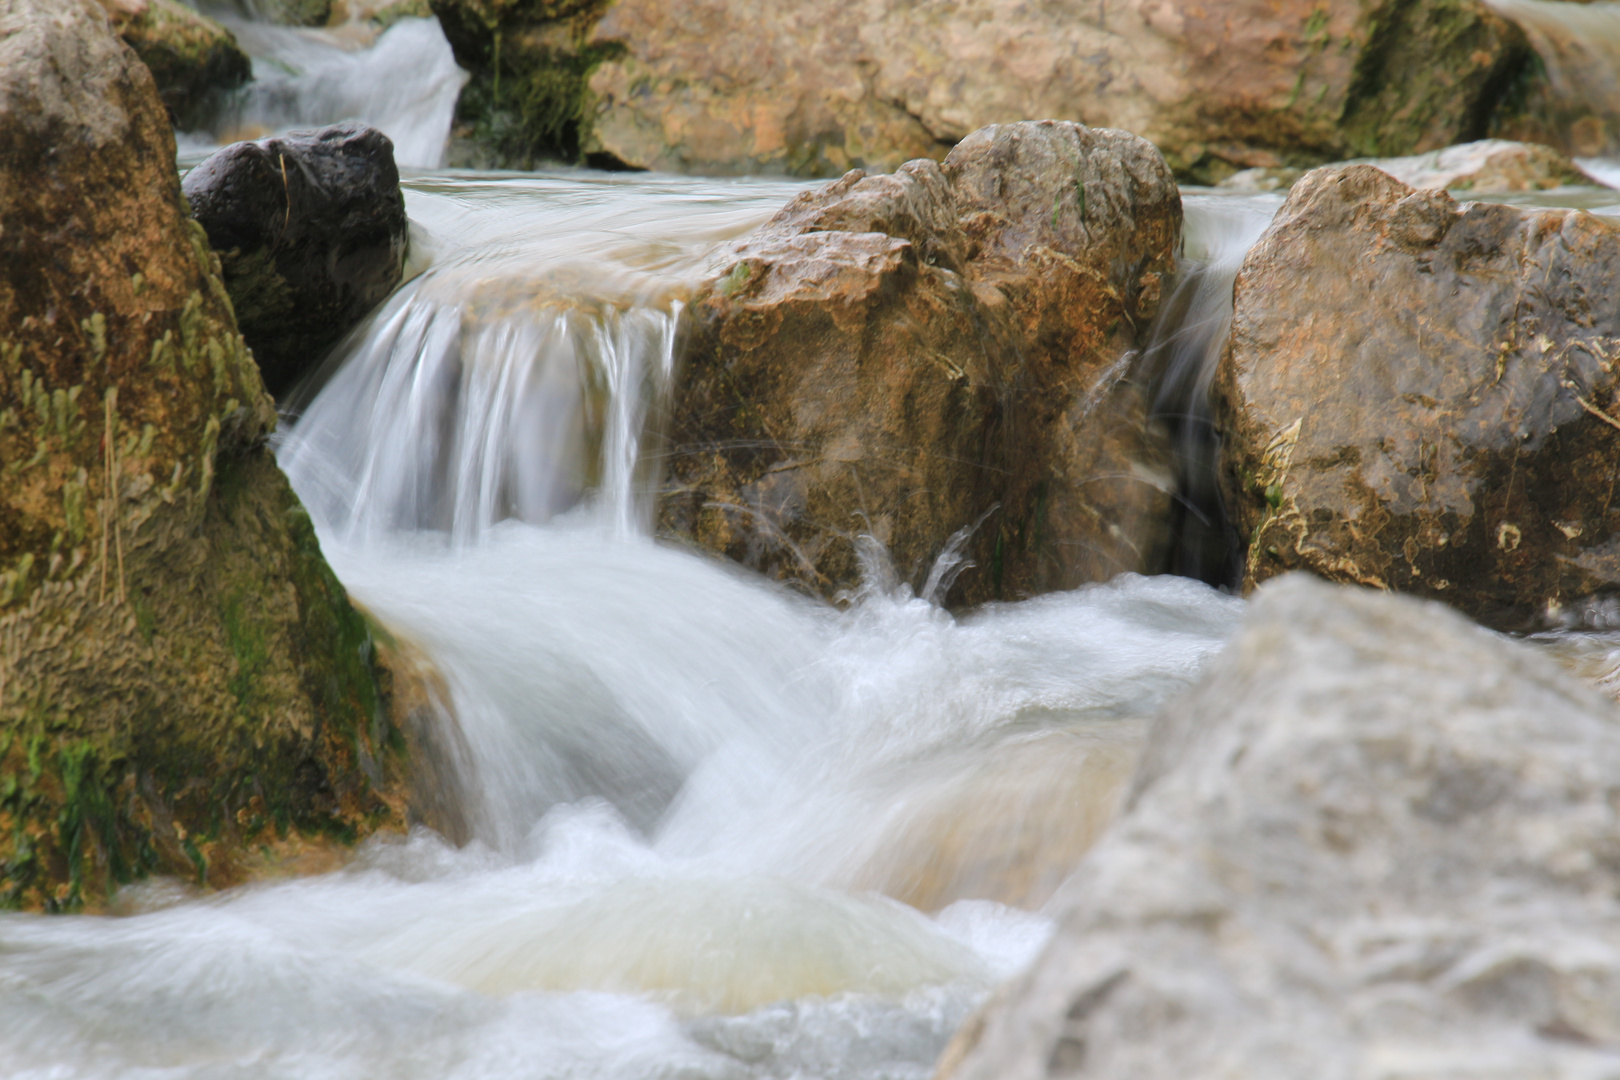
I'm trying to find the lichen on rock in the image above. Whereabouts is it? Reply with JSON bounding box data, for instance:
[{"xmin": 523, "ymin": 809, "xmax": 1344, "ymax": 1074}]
[
  {"xmin": 1217, "ymin": 162, "xmax": 1620, "ymax": 630},
  {"xmin": 0, "ymin": 0, "xmax": 406, "ymax": 910}
]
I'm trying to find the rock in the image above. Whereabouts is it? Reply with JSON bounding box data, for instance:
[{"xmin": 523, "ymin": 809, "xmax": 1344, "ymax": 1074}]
[
  {"xmin": 205, "ymin": 0, "xmax": 332, "ymax": 26},
  {"xmin": 95, "ymin": 0, "xmax": 250, "ymax": 130},
  {"xmin": 429, "ymin": 0, "xmax": 618, "ymax": 169},
  {"xmin": 182, "ymin": 121, "xmax": 409, "ymax": 398},
  {"xmin": 1362, "ymin": 137, "xmax": 1597, "ymax": 191},
  {"xmin": 1216, "ymin": 163, "xmax": 1620, "ymax": 630},
  {"xmin": 0, "ymin": 0, "xmax": 404, "ymax": 910},
  {"xmin": 1488, "ymin": 0, "xmax": 1620, "ymax": 159},
  {"xmin": 659, "ymin": 121, "xmax": 1180, "ymax": 606},
  {"xmin": 556, "ymin": 0, "xmax": 1529, "ymax": 180},
  {"xmin": 1216, "ymin": 166, "xmax": 1307, "ymax": 192},
  {"xmin": 938, "ymin": 573, "xmax": 1620, "ymax": 1080}
]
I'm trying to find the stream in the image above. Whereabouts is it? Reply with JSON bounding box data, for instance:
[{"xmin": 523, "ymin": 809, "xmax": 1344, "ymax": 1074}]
[{"xmin": 8, "ymin": 3, "xmax": 1620, "ymax": 1077}]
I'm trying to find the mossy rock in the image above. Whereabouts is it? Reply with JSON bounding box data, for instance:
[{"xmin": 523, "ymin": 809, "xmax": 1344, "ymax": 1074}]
[
  {"xmin": 1, "ymin": 0, "xmax": 406, "ymax": 911},
  {"xmin": 98, "ymin": 0, "xmax": 251, "ymax": 131}
]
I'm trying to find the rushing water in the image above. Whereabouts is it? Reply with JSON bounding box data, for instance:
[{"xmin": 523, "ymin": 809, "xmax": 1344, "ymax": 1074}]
[{"xmin": 15, "ymin": 5, "xmax": 1620, "ymax": 1072}]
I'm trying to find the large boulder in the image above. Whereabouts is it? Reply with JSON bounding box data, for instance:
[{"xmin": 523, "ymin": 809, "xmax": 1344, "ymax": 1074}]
[
  {"xmin": 659, "ymin": 121, "xmax": 1180, "ymax": 605},
  {"xmin": 95, "ymin": 0, "xmax": 250, "ymax": 130},
  {"xmin": 938, "ymin": 574, "xmax": 1620, "ymax": 1079},
  {"xmin": 428, "ymin": 0, "xmax": 1531, "ymax": 178},
  {"xmin": 1216, "ymin": 163, "xmax": 1620, "ymax": 631},
  {"xmin": 183, "ymin": 121, "xmax": 409, "ymax": 398},
  {"xmin": 0, "ymin": 0, "xmax": 404, "ymax": 909}
]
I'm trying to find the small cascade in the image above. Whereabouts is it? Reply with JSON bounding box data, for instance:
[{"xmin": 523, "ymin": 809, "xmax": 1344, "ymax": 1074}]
[
  {"xmin": 1486, "ymin": 0, "xmax": 1620, "ymax": 176},
  {"xmin": 1142, "ymin": 192, "xmax": 1284, "ymax": 585},
  {"xmin": 179, "ymin": 10, "xmax": 466, "ymax": 168}
]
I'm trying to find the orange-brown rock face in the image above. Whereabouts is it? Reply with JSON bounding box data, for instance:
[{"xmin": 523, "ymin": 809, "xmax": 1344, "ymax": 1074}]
[
  {"xmin": 659, "ymin": 121, "xmax": 1180, "ymax": 606},
  {"xmin": 1217, "ymin": 163, "xmax": 1620, "ymax": 630},
  {"xmin": 579, "ymin": 0, "xmax": 1528, "ymax": 180}
]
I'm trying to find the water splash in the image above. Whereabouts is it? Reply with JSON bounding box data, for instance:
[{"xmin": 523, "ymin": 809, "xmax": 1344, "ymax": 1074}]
[{"xmin": 179, "ymin": 16, "xmax": 467, "ymax": 169}]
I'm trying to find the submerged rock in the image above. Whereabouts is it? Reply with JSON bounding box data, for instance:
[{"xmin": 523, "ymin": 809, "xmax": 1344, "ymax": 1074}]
[
  {"xmin": 660, "ymin": 121, "xmax": 1179, "ymax": 606},
  {"xmin": 1217, "ymin": 163, "xmax": 1620, "ymax": 630},
  {"xmin": 183, "ymin": 121, "xmax": 409, "ymax": 398},
  {"xmin": 938, "ymin": 574, "xmax": 1620, "ymax": 1079},
  {"xmin": 0, "ymin": 0, "xmax": 404, "ymax": 910},
  {"xmin": 1362, "ymin": 137, "xmax": 1596, "ymax": 191},
  {"xmin": 95, "ymin": 0, "xmax": 250, "ymax": 130}
]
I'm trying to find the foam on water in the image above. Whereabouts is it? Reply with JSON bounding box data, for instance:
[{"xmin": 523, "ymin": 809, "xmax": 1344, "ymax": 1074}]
[{"xmin": 1, "ymin": 175, "xmax": 1257, "ymax": 1078}]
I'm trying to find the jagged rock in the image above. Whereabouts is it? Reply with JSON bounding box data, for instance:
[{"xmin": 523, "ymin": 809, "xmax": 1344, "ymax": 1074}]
[
  {"xmin": 938, "ymin": 574, "xmax": 1620, "ymax": 1080},
  {"xmin": 95, "ymin": 0, "xmax": 250, "ymax": 130},
  {"xmin": 1216, "ymin": 163, "xmax": 1620, "ymax": 630},
  {"xmin": 182, "ymin": 121, "xmax": 409, "ymax": 398},
  {"xmin": 659, "ymin": 121, "xmax": 1179, "ymax": 606},
  {"xmin": 0, "ymin": 0, "xmax": 404, "ymax": 910},
  {"xmin": 568, "ymin": 0, "xmax": 1528, "ymax": 180},
  {"xmin": 1363, "ymin": 137, "xmax": 1597, "ymax": 191}
]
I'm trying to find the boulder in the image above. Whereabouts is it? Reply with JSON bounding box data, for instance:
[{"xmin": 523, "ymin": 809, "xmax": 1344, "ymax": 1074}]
[
  {"xmin": 199, "ymin": 0, "xmax": 332, "ymax": 26},
  {"xmin": 938, "ymin": 574, "xmax": 1620, "ymax": 1079},
  {"xmin": 0, "ymin": 0, "xmax": 404, "ymax": 910},
  {"xmin": 1363, "ymin": 137, "xmax": 1596, "ymax": 191},
  {"xmin": 659, "ymin": 121, "xmax": 1180, "ymax": 606},
  {"xmin": 95, "ymin": 0, "xmax": 250, "ymax": 130},
  {"xmin": 1216, "ymin": 163, "xmax": 1620, "ymax": 630},
  {"xmin": 182, "ymin": 121, "xmax": 409, "ymax": 398},
  {"xmin": 577, "ymin": 0, "xmax": 1529, "ymax": 180}
]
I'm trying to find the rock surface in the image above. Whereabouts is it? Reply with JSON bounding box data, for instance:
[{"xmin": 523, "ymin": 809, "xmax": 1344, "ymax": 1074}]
[
  {"xmin": 1364, "ymin": 137, "xmax": 1595, "ymax": 191},
  {"xmin": 565, "ymin": 0, "xmax": 1528, "ymax": 180},
  {"xmin": 95, "ymin": 0, "xmax": 250, "ymax": 130},
  {"xmin": 1216, "ymin": 163, "xmax": 1620, "ymax": 630},
  {"xmin": 659, "ymin": 121, "xmax": 1180, "ymax": 605},
  {"xmin": 0, "ymin": 0, "xmax": 403, "ymax": 910},
  {"xmin": 938, "ymin": 573, "xmax": 1620, "ymax": 1080},
  {"xmin": 183, "ymin": 121, "xmax": 409, "ymax": 398}
]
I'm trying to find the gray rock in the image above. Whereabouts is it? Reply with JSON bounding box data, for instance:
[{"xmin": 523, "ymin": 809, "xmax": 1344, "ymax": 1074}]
[{"xmin": 939, "ymin": 574, "xmax": 1620, "ymax": 1079}]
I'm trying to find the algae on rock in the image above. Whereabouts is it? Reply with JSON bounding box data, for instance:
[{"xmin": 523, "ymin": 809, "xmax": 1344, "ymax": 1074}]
[
  {"xmin": 95, "ymin": 0, "xmax": 251, "ymax": 131},
  {"xmin": 0, "ymin": 0, "xmax": 404, "ymax": 910}
]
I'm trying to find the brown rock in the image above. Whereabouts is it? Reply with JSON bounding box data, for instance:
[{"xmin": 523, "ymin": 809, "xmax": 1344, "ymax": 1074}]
[
  {"xmin": 565, "ymin": 0, "xmax": 1531, "ymax": 180},
  {"xmin": 1363, "ymin": 137, "xmax": 1597, "ymax": 191},
  {"xmin": 1216, "ymin": 162, "xmax": 1620, "ymax": 630},
  {"xmin": 95, "ymin": 0, "xmax": 250, "ymax": 130},
  {"xmin": 0, "ymin": 0, "xmax": 403, "ymax": 909},
  {"xmin": 659, "ymin": 121, "xmax": 1180, "ymax": 605}
]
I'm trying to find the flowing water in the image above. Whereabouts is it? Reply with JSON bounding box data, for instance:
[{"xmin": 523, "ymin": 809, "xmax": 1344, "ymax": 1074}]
[{"xmin": 14, "ymin": 6, "xmax": 1620, "ymax": 1075}]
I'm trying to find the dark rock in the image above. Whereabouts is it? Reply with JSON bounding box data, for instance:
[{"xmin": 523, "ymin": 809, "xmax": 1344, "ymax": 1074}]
[
  {"xmin": 659, "ymin": 121, "xmax": 1180, "ymax": 606},
  {"xmin": 1216, "ymin": 163, "xmax": 1620, "ymax": 630},
  {"xmin": 0, "ymin": 0, "xmax": 404, "ymax": 910},
  {"xmin": 938, "ymin": 574, "xmax": 1620, "ymax": 1078},
  {"xmin": 183, "ymin": 121, "xmax": 409, "ymax": 398},
  {"xmin": 96, "ymin": 0, "xmax": 251, "ymax": 130}
]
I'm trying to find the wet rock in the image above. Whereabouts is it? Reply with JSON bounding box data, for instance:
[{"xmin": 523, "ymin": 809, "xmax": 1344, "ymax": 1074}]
[
  {"xmin": 200, "ymin": 0, "xmax": 332, "ymax": 26},
  {"xmin": 938, "ymin": 573, "xmax": 1620, "ymax": 1080},
  {"xmin": 1216, "ymin": 163, "xmax": 1620, "ymax": 630},
  {"xmin": 182, "ymin": 121, "xmax": 409, "ymax": 398},
  {"xmin": 429, "ymin": 0, "xmax": 618, "ymax": 169},
  {"xmin": 0, "ymin": 0, "xmax": 404, "ymax": 910},
  {"xmin": 1362, "ymin": 137, "xmax": 1597, "ymax": 191},
  {"xmin": 555, "ymin": 0, "xmax": 1529, "ymax": 180},
  {"xmin": 95, "ymin": 0, "xmax": 250, "ymax": 130},
  {"xmin": 659, "ymin": 121, "xmax": 1180, "ymax": 606}
]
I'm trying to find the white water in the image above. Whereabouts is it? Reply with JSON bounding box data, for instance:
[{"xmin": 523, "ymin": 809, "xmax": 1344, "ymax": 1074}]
[
  {"xmin": 179, "ymin": 14, "xmax": 466, "ymax": 168},
  {"xmin": 0, "ymin": 174, "xmax": 1249, "ymax": 1079}
]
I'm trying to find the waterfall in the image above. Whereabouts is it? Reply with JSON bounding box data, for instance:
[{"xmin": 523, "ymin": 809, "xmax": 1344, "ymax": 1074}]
[
  {"xmin": 1143, "ymin": 192, "xmax": 1285, "ymax": 585},
  {"xmin": 178, "ymin": 11, "xmax": 467, "ymax": 168},
  {"xmin": 1485, "ymin": 0, "xmax": 1620, "ymax": 178}
]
